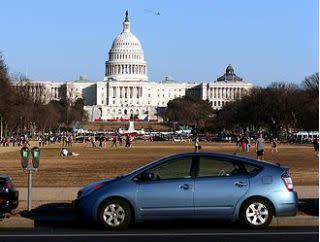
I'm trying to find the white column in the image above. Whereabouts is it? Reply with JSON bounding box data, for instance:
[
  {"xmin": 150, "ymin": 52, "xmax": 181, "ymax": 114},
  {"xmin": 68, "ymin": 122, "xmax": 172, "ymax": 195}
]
[
  {"xmin": 122, "ymin": 87, "xmax": 125, "ymax": 99},
  {"xmin": 110, "ymin": 86, "xmax": 113, "ymax": 98},
  {"xmin": 133, "ymin": 87, "xmax": 137, "ymax": 100}
]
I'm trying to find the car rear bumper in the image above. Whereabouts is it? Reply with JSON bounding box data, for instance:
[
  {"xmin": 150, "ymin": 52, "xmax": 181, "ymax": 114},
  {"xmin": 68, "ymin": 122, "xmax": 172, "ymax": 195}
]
[
  {"xmin": 276, "ymin": 203, "xmax": 298, "ymax": 217},
  {"xmin": 275, "ymin": 191, "xmax": 298, "ymax": 217}
]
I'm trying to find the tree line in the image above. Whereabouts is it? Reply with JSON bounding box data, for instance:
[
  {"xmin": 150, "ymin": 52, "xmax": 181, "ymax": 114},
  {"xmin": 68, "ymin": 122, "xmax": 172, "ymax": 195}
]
[
  {"xmin": 162, "ymin": 73, "xmax": 319, "ymax": 135},
  {"xmin": 0, "ymin": 54, "xmax": 87, "ymax": 136}
]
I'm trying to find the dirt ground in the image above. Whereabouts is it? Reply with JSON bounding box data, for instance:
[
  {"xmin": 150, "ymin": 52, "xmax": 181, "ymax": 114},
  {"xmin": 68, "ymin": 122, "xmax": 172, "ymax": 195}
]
[{"xmin": 0, "ymin": 141, "xmax": 318, "ymax": 187}]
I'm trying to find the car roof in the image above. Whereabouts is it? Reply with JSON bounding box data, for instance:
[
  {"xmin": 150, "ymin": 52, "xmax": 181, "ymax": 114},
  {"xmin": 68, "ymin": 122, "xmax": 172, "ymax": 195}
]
[
  {"xmin": 0, "ymin": 175, "xmax": 10, "ymax": 180},
  {"xmin": 126, "ymin": 152, "xmax": 279, "ymax": 178},
  {"xmin": 175, "ymin": 152, "xmax": 279, "ymax": 167}
]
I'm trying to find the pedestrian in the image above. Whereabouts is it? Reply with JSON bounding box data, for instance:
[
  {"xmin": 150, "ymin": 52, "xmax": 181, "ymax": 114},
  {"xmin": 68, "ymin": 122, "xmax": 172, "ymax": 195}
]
[
  {"xmin": 125, "ymin": 135, "xmax": 130, "ymax": 148},
  {"xmin": 62, "ymin": 135, "xmax": 66, "ymax": 147},
  {"xmin": 312, "ymin": 137, "xmax": 319, "ymax": 157},
  {"xmin": 246, "ymin": 137, "xmax": 251, "ymax": 153},
  {"xmin": 99, "ymin": 136, "xmax": 103, "ymax": 148},
  {"xmin": 256, "ymin": 134, "xmax": 265, "ymax": 160},
  {"xmin": 271, "ymin": 139, "xmax": 278, "ymax": 153},
  {"xmin": 118, "ymin": 136, "xmax": 123, "ymax": 146},
  {"xmin": 194, "ymin": 137, "xmax": 201, "ymax": 152},
  {"xmin": 240, "ymin": 136, "xmax": 247, "ymax": 152},
  {"xmin": 111, "ymin": 136, "xmax": 118, "ymax": 148},
  {"xmin": 38, "ymin": 136, "xmax": 42, "ymax": 147},
  {"xmin": 91, "ymin": 136, "xmax": 96, "ymax": 148},
  {"xmin": 129, "ymin": 135, "xmax": 134, "ymax": 148}
]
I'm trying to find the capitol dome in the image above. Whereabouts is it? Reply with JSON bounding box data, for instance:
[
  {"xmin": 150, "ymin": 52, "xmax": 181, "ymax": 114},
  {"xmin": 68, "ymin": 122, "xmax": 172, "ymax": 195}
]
[{"xmin": 105, "ymin": 11, "xmax": 148, "ymax": 82}]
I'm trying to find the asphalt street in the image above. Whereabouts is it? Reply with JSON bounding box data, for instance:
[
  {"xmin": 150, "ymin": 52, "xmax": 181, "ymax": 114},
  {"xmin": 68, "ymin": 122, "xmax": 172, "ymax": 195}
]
[{"xmin": 0, "ymin": 224, "xmax": 317, "ymax": 242}]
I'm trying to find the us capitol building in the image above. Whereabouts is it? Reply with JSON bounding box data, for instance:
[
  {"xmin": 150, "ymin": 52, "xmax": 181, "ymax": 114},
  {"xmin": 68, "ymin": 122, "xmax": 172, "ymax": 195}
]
[{"xmin": 22, "ymin": 11, "xmax": 253, "ymax": 122}]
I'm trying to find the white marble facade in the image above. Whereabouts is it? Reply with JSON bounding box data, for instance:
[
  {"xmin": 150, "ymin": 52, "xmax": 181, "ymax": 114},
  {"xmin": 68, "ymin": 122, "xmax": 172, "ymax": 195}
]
[{"xmin": 21, "ymin": 11, "xmax": 253, "ymax": 122}]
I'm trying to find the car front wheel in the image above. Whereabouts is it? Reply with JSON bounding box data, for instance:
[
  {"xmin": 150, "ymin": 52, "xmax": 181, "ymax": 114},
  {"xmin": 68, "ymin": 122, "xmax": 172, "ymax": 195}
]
[
  {"xmin": 99, "ymin": 199, "xmax": 131, "ymax": 230},
  {"xmin": 241, "ymin": 199, "xmax": 273, "ymax": 228}
]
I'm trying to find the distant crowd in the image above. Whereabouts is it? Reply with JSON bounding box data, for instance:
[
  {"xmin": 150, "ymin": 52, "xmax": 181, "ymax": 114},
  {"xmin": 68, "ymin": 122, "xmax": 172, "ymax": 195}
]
[{"xmin": 1, "ymin": 131, "xmax": 318, "ymax": 159}]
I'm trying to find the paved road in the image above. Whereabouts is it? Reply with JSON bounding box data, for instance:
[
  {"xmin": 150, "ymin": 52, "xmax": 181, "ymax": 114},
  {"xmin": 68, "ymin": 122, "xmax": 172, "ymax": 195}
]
[{"xmin": 0, "ymin": 225, "xmax": 317, "ymax": 242}]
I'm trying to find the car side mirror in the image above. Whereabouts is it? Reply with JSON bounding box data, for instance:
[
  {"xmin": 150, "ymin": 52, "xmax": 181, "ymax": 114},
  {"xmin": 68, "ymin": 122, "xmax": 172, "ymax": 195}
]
[{"xmin": 135, "ymin": 171, "xmax": 155, "ymax": 182}]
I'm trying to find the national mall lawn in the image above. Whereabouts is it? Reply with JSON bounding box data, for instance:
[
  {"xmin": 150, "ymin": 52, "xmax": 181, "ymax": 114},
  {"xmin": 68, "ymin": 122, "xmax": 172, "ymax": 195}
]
[{"xmin": 0, "ymin": 141, "xmax": 318, "ymax": 187}]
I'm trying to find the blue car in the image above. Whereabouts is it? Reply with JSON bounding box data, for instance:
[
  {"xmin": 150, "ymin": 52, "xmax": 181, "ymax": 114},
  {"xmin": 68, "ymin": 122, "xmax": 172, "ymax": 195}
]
[{"xmin": 74, "ymin": 152, "xmax": 298, "ymax": 229}]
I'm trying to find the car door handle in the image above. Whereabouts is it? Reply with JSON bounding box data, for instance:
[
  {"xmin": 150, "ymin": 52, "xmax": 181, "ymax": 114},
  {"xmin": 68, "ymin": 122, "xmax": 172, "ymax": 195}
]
[
  {"xmin": 234, "ymin": 181, "xmax": 247, "ymax": 187},
  {"xmin": 179, "ymin": 184, "xmax": 190, "ymax": 190}
]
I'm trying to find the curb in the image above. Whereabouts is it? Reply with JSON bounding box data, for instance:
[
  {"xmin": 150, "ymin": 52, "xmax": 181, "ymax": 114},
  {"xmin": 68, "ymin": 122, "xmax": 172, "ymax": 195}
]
[
  {"xmin": 271, "ymin": 216, "xmax": 319, "ymax": 226},
  {"xmin": 0, "ymin": 215, "xmax": 318, "ymax": 229},
  {"xmin": 0, "ymin": 216, "xmax": 34, "ymax": 228}
]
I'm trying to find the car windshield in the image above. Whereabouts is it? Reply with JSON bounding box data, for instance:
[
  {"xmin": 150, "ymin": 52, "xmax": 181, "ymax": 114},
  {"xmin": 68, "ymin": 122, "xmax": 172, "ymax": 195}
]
[{"xmin": 125, "ymin": 157, "xmax": 166, "ymax": 176}]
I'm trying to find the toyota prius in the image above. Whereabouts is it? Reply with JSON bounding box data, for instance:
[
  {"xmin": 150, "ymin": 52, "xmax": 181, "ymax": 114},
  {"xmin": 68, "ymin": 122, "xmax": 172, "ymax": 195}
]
[{"xmin": 73, "ymin": 152, "xmax": 298, "ymax": 229}]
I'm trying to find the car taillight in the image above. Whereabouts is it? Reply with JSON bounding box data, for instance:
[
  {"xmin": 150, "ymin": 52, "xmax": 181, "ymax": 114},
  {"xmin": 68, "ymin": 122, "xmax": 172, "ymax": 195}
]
[{"xmin": 281, "ymin": 171, "xmax": 293, "ymax": 191}]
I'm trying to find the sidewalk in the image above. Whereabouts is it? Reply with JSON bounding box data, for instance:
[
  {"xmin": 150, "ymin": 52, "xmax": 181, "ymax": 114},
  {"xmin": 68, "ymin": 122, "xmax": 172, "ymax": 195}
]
[{"xmin": 16, "ymin": 185, "xmax": 319, "ymax": 201}]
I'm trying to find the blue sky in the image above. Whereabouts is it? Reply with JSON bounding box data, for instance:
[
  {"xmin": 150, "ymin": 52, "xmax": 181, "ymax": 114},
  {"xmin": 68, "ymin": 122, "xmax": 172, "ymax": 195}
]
[{"xmin": 1, "ymin": 0, "xmax": 318, "ymax": 86}]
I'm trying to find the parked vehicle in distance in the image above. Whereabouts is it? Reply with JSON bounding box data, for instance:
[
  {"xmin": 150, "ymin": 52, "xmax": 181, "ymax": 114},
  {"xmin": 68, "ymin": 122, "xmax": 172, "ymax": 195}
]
[
  {"xmin": 74, "ymin": 152, "xmax": 298, "ymax": 230},
  {"xmin": 0, "ymin": 175, "xmax": 19, "ymax": 216}
]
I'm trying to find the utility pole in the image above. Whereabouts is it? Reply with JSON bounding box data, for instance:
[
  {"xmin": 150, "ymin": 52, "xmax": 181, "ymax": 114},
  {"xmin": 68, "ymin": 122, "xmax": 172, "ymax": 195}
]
[{"xmin": 0, "ymin": 116, "xmax": 3, "ymax": 140}]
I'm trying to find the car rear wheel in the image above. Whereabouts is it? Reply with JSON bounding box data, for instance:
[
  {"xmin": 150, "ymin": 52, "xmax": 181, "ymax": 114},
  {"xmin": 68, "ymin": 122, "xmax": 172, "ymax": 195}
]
[
  {"xmin": 99, "ymin": 199, "xmax": 131, "ymax": 230},
  {"xmin": 241, "ymin": 198, "xmax": 273, "ymax": 228}
]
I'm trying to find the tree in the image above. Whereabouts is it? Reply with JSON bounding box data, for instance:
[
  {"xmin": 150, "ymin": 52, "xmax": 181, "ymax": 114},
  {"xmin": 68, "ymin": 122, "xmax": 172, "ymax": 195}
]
[
  {"xmin": 162, "ymin": 96, "xmax": 214, "ymax": 132},
  {"xmin": 0, "ymin": 54, "xmax": 15, "ymax": 136},
  {"xmin": 215, "ymin": 78, "xmax": 319, "ymax": 135},
  {"xmin": 69, "ymin": 98, "xmax": 88, "ymax": 123},
  {"xmin": 298, "ymin": 73, "xmax": 319, "ymax": 130}
]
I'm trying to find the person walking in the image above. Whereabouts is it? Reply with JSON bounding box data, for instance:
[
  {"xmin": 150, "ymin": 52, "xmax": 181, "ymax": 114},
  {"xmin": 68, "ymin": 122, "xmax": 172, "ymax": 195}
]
[
  {"xmin": 194, "ymin": 137, "xmax": 200, "ymax": 152},
  {"xmin": 256, "ymin": 134, "xmax": 265, "ymax": 160},
  {"xmin": 111, "ymin": 135, "xmax": 118, "ymax": 148},
  {"xmin": 312, "ymin": 137, "xmax": 319, "ymax": 157},
  {"xmin": 99, "ymin": 136, "xmax": 104, "ymax": 148},
  {"xmin": 240, "ymin": 136, "xmax": 247, "ymax": 152},
  {"xmin": 271, "ymin": 139, "xmax": 278, "ymax": 153},
  {"xmin": 246, "ymin": 137, "xmax": 251, "ymax": 153},
  {"xmin": 91, "ymin": 136, "xmax": 96, "ymax": 148}
]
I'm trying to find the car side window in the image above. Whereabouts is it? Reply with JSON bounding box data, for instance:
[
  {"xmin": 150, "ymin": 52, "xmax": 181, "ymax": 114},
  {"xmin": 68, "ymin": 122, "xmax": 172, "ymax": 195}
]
[
  {"xmin": 147, "ymin": 157, "xmax": 193, "ymax": 180},
  {"xmin": 199, "ymin": 156, "xmax": 243, "ymax": 177},
  {"xmin": 243, "ymin": 163, "xmax": 261, "ymax": 174}
]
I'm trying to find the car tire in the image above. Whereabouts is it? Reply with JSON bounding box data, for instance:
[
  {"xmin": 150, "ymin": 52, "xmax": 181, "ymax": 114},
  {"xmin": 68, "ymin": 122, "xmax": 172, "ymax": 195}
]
[
  {"xmin": 99, "ymin": 199, "xmax": 132, "ymax": 230},
  {"xmin": 241, "ymin": 198, "xmax": 273, "ymax": 229}
]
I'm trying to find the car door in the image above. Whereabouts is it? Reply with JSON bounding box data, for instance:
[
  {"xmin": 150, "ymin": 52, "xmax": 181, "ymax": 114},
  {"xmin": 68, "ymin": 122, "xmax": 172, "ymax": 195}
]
[
  {"xmin": 194, "ymin": 155, "xmax": 249, "ymax": 216},
  {"xmin": 136, "ymin": 155, "xmax": 195, "ymax": 218}
]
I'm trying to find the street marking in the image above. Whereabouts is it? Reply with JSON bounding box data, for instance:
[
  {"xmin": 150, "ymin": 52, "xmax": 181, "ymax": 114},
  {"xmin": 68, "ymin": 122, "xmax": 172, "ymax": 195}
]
[{"xmin": 0, "ymin": 232, "xmax": 317, "ymax": 237}]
